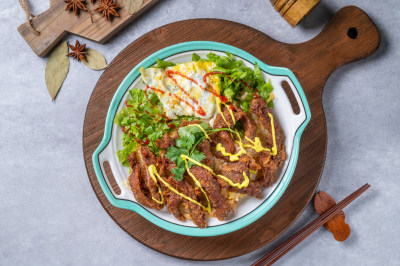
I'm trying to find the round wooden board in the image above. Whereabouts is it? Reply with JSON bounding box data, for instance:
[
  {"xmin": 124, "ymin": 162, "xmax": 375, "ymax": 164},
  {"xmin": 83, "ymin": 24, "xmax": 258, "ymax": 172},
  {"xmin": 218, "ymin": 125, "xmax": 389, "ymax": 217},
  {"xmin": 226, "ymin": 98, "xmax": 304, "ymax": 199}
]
[{"xmin": 83, "ymin": 6, "xmax": 379, "ymax": 260}]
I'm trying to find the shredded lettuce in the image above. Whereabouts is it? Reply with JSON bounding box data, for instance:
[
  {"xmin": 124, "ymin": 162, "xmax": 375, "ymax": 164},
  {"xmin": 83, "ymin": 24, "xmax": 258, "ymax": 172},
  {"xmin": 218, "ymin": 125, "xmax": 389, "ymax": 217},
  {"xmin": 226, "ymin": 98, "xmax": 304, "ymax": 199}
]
[
  {"xmin": 192, "ymin": 53, "xmax": 201, "ymax": 61},
  {"xmin": 114, "ymin": 88, "xmax": 173, "ymax": 166},
  {"xmin": 203, "ymin": 52, "xmax": 274, "ymax": 109},
  {"xmin": 156, "ymin": 58, "xmax": 176, "ymax": 68}
]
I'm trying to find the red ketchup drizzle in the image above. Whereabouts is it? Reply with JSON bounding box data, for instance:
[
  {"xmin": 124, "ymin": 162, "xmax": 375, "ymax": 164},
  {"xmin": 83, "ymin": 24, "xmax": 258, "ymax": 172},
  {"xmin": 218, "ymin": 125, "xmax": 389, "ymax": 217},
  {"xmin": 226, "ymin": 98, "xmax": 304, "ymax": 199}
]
[
  {"xmin": 165, "ymin": 70, "xmax": 207, "ymax": 116},
  {"xmin": 168, "ymin": 92, "xmax": 204, "ymax": 116},
  {"xmin": 125, "ymin": 100, "xmax": 133, "ymax": 108},
  {"xmin": 165, "ymin": 71, "xmax": 199, "ymax": 105},
  {"xmin": 146, "ymin": 85, "xmax": 165, "ymax": 95},
  {"xmin": 202, "ymin": 71, "xmax": 229, "ymax": 103},
  {"xmin": 143, "ymin": 138, "xmax": 150, "ymax": 145},
  {"xmin": 144, "ymin": 86, "xmax": 155, "ymax": 106}
]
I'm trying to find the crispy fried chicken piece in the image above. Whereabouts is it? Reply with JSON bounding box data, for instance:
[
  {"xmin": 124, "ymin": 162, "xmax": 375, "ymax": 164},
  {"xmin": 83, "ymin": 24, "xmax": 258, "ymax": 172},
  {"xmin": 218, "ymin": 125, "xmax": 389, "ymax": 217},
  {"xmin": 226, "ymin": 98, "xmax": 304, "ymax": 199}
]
[
  {"xmin": 211, "ymin": 111, "xmax": 235, "ymax": 158},
  {"xmin": 197, "ymin": 139, "xmax": 212, "ymax": 167},
  {"xmin": 127, "ymin": 153, "xmax": 161, "ymax": 209},
  {"xmin": 190, "ymin": 166, "xmax": 231, "ymax": 220},
  {"xmin": 181, "ymin": 179, "xmax": 207, "ymax": 228},
  {"xmin": 250, "ymin": 97, "xmax": 284, "ymax": 147},
  {"xmin": 156, "ymin": 133, "xmax": 176, "ymax": 149},
  {"xmin": 249, "ymin": 97, "xmax": 286, "ymax": 188},
  {"xmin": 216, "ymin": 105, "xmax": 257, "ymax": 140},
  {"xmin": 220, "ymin": 155, "xmax": 262, "ymax": 198},
  {"xmin": 138, "ymin": 146, "xmax": 163, "ymax": 209},
  {"xmin": 158, "ymin": 151, "xmax": 207, "ymax": 226},
  {"xmin": 159, "ymin": 177, "xmax": 185, "ymax": 222}
]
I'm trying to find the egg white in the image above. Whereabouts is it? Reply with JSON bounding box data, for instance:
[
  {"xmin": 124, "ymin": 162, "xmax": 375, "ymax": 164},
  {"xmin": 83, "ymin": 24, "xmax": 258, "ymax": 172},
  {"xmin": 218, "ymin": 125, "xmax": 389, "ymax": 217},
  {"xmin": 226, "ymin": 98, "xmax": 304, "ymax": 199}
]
[{"xmin": 140, "ymin": 61, "xmax": 220, "ymax": 120}]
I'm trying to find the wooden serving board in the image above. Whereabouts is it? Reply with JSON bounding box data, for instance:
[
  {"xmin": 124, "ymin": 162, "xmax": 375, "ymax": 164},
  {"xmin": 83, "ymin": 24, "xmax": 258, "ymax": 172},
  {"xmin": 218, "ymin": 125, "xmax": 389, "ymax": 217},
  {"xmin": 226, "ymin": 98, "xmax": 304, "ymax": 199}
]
[
  {"xmin": 82, "ymin": 6, "xmax": 379, "ymax": 260},
  {"xmin": 17, "ymin": 0, "xmax": 158, "ymax": 57}
]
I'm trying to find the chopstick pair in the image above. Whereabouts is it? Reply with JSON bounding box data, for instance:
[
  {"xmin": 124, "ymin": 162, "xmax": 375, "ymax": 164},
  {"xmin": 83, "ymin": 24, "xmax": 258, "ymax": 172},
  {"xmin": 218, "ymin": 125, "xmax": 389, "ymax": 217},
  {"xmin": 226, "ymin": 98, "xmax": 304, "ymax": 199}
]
[{"xmin": 252, "ymin": 183, "xmax": 370, "ymax": 266}]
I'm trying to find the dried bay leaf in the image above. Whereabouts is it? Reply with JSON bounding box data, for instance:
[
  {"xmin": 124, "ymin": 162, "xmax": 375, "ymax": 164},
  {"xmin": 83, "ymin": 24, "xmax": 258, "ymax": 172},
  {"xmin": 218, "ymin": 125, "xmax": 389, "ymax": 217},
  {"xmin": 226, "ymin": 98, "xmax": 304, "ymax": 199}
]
[
  {"xmin": 45, "ymin": 41, "xmax": 69, "ymax": 101},
  {"xmin": 83, "ymin": 48, "xmax": 107, "ymax": 70},
  {"xmin": 123, "ymin": 0, "xmax": 144, "ymax": 15}
]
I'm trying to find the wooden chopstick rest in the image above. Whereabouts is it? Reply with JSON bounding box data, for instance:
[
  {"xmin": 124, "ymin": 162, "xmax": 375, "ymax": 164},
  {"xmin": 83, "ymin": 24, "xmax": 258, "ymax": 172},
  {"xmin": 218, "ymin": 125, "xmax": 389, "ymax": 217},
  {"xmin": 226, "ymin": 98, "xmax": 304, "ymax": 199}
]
[{"xmin": 314, "ymin": 191, "xmax": 351, "ymax": 241}]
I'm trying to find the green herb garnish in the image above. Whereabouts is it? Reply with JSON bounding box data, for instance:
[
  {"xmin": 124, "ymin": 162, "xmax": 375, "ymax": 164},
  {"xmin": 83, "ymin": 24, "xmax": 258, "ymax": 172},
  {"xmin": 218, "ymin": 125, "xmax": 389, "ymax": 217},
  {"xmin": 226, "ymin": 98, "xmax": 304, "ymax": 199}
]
[
  {"xmin": 156, "ymin": 58, "xmax": 176, "ymax": 68},
  {"xmin": 114, "ymin": 88, "xmax": 173, "ymax": 166},
  {"xmin": 165, "ymin": 123, "xmax": 237, "ymax": 181},
  {"xmin": 166, "ymin": 123, "xmax": 209, "ymax": 181},
  {"xmin": 204, "ymin": 52, "xmax": 274, "ymax": 110}
]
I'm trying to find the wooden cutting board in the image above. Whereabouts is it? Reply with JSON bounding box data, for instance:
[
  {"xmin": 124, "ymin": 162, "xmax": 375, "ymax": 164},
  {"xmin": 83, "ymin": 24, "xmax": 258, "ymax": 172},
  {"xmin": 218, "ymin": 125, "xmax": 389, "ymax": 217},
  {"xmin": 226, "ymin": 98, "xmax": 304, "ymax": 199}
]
[
  {"xmin": 82, "ymin": 6, "xmax": 379, "ymax": 260},
  {"xmin": 17, "ymin": 0, "xmax": 158, "ymax": 57}
]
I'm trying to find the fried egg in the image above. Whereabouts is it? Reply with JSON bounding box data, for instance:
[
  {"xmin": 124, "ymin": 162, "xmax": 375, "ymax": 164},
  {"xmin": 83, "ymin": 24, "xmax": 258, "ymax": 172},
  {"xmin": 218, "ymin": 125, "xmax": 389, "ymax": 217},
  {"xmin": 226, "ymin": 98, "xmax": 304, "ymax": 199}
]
[{"xmin": 140, "ymin": 61, "xmax": 220, "ymax": 120}]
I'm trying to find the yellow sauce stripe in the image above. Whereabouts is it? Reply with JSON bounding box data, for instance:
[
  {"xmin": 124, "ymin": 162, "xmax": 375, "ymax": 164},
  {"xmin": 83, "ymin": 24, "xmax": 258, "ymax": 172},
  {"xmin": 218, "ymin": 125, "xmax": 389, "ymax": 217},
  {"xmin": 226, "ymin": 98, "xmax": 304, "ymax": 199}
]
[
  {"xmin": 216, "ymin": 143, "xmax": 246, "ymax": 161},
  {"xmin": 268, "ymin": 113, "xmax": 278, "ymax": 156},
  {"xmin": 181, "ymin": 155, "xmax": 249, "ymax": 189},
  {"xmin": 183, "ymin": 159, "xmax": 212, "ymax": 213},
  {"xmin": 216, "ymin": 98, "xmax": 231, "ymax": 129},
  {"xmin": 148, "ymin": 165, "xmax": 165, "ymax": 204},
  {"xmin": 185, "ymin": 124, "xmax": 211, "ymax": 141},
  {"xmin": 221, "ymin": 102, "xmax": 236, "ymax": 125},
  {"xmin": 148, "ymin": 165, "xmax": 211, "ymax": 213},
  {"xmin": 244, "ymin": 136, "xmax": 270, "ymax": 153}
]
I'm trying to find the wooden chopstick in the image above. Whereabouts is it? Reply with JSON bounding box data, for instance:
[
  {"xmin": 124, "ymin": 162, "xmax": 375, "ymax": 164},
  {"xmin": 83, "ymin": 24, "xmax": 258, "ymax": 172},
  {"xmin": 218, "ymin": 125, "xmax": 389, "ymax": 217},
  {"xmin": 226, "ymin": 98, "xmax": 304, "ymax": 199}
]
[{"xmin": 252, "ymin": 183, "xmax": 370, "ymax": 266}]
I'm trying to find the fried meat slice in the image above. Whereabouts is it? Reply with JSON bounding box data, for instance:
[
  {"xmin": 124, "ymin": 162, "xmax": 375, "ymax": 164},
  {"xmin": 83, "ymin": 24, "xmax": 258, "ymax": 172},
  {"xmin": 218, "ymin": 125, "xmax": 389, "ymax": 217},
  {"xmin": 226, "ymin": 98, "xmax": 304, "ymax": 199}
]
[
  {"xmin": 181, "ymin": 179, "xmax": 207, "ymax": 228},
  {"xmin": 127, "ymin": 152, "xmax": 161, "ymax": 209},
  {"xmin": 137, "ymin": 146, "xmax": 163, "ymax": 209},
  {"xmin": 221, "ymin": 155, "xmax": 262, "ymax": 198},
  {"xmin": 190, "ymin": 166, "xmax": 231, "ymax": 220}
]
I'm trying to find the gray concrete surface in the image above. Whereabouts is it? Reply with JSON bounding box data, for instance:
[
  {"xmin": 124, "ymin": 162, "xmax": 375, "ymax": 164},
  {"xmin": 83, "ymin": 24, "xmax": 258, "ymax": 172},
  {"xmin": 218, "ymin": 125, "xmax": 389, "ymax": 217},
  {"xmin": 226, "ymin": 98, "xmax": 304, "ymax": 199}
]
[{"xmin": 1, "ymin": 0, "xmax": 399, "ymax": 265}]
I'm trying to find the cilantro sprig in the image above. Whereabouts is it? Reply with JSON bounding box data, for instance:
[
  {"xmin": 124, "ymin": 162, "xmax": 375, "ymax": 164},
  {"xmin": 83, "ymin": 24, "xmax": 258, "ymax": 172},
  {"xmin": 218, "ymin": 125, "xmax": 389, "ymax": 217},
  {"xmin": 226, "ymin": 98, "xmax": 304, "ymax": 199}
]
[{"xmin": 166, "ymin": 123, "xmax": 236, "ymax": 181}]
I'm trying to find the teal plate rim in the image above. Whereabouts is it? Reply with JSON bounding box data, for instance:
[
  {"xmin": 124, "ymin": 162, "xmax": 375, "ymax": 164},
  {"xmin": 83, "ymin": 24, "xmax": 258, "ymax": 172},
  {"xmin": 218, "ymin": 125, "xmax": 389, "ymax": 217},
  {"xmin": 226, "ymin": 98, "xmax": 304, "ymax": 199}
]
[{"xmin": 92, "ymin": 41, "xmax": 311, "ymax": 237}]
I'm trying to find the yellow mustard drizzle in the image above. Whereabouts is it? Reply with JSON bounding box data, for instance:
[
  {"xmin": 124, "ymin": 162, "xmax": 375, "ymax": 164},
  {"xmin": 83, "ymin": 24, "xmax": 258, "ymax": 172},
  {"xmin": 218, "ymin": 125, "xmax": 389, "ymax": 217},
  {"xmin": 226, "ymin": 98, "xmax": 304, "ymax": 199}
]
[
  {"xmin": 244, "ymin": 137, "xmax": 270, "ymax": 153},
  {"xmin": 223, "ymin": 103, "xmax": 236, "ymax": 125},
  {"xmin": 268, "ymin": 113, "xmax": 278, "ymax": 156},
  {"xmin": 186, "ymin": 124, "xmax": 211, "ymax": 141},
  {"xmin": 216, "ymin": 98, "xmax": 230, "ymax": 128},
  {"xmin": 148, "ymin": 165, "xmax": 165, "ymax": 204},
  {"xmin": 181, "ymin": 155, "xmax": 249, "ymax": 189},
  {"xmin": 215, "ymin": 98, "xmax": 278, "ymax": 157},
  {"xmin": 215, "ymin": 143, "xmax": 246, "ymax": 161},
  {"xmin": 148, "ymin": 165, "xmax": 211, "ymax": 213}
]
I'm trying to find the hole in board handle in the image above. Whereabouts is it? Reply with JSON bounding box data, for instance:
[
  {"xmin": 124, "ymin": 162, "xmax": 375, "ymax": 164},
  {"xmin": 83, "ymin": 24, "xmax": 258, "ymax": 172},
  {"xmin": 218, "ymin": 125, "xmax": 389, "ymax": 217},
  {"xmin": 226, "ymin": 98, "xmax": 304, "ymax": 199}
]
[
  {"xmin": 103, "ymin": 161, "xmax": 121, "ymax": 195},
  {"xmin": 347, "ymin": 27, "xmax": 358, "ymax": 39},
  {"xmin": 281, "ymin": 80, "xmax": 300, "ymax": 115}
]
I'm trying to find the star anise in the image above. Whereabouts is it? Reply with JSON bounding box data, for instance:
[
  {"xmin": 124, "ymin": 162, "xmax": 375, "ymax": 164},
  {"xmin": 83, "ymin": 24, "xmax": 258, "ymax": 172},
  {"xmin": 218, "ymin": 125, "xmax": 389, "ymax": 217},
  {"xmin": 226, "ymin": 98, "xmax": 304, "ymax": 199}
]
[
  {"xmin": 64, "ymin": 0, "xmax": 88, "ymax": 15},
  {"xmin": 67, "ymin": 40, "xmax": 87, "ymax": 62},
  {"xmin": 95, "ymin": 0, "xmax": 120, "ymax": 21}
]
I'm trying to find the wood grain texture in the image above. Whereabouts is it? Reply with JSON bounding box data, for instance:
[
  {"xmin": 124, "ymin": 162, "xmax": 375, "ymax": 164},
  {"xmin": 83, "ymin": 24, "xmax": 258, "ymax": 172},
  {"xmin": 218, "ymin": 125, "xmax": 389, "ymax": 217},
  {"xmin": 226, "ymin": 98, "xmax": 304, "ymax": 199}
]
[
  {"xmin": 17, "ymin": 0, "xmax": 158, "ymax": 57},
  {"xmin": 82, "ymin": 6, "xmax": 379, "ymax": 260},
  {"xmin": 283, "ymin": 0, "xmax": 320, "ymax": 26}
]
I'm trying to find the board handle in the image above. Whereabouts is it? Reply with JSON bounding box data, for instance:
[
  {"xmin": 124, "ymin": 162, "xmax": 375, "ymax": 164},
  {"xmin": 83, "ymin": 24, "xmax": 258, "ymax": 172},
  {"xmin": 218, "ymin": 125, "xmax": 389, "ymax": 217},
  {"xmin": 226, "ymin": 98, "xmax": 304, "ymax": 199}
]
[
  {"xmin": 17, "ymin": 2, "xmax": 71, "ymax": 57},
  {"xmin": 297, "ymin": 6, "xmax": 380, "ymax": 74}
]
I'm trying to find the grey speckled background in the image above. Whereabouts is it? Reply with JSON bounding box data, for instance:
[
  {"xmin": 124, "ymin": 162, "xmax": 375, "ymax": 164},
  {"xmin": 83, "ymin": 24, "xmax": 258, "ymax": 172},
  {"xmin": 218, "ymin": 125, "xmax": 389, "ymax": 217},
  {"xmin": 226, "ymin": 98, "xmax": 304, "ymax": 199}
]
[{"xmin": 1, "ymin": 0, "xmax": 399, "ymax": 265}]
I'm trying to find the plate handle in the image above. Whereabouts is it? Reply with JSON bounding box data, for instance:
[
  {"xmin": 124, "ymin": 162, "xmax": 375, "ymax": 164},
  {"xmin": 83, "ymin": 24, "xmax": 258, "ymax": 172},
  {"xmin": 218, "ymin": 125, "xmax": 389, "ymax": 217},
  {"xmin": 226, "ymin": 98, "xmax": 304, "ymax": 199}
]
[
  {"xmin": 278, "ymin": 76, "xmax": 307, "ymax": 130},
  {"xmin": 97, "ymin": 142, "xmax": 125, "ymax": 197}
]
